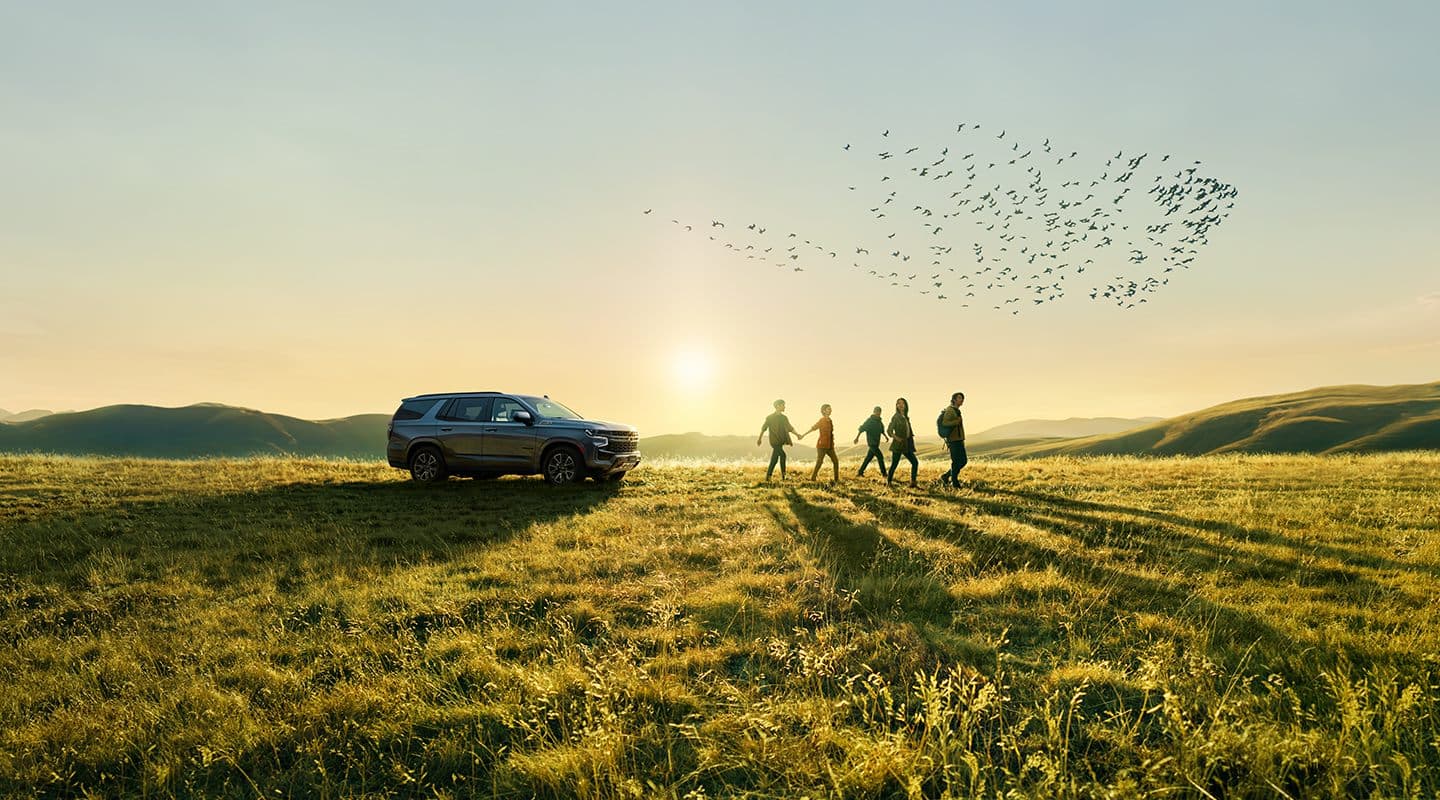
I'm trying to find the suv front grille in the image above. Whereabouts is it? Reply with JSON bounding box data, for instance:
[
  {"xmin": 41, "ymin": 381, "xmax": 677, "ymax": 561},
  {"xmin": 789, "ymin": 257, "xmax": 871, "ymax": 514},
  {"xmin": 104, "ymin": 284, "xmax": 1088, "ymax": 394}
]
[{"xmin": 604, "ymin": 431, "xmax": 639, "ymax": 454}]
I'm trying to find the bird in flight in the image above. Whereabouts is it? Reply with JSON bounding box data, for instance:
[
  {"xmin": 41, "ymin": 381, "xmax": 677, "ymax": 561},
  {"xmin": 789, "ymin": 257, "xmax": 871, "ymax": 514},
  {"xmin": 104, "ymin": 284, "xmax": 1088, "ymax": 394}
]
[{"xmin": 657, "ymin": 120, "xmax": 1235, "ymax": 313}]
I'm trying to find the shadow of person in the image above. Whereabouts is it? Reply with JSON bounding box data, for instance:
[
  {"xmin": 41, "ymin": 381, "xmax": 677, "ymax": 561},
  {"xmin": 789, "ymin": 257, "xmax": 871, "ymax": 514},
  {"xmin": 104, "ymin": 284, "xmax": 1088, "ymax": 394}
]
[
  {"xmin": 771, "ymin": 489, "xmax": 997, "ymax": 671},
  {"xmin": 778, "ymin": 489, "xmax": 882, "ymax": 575},
  {"xmin": 972, "ymin": 484, "xmax": 1438, "ymax": 580},
  {"xmin": 839, "ymin": 487, "xmax": 1363, "ymax": 674}
]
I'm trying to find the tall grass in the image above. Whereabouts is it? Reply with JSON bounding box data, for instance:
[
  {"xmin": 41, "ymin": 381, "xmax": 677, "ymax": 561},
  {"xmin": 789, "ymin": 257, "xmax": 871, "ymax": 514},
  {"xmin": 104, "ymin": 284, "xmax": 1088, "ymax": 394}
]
[{"xmin": 1, "ymin": 453, "xmax": 1437, "ymax": 797}]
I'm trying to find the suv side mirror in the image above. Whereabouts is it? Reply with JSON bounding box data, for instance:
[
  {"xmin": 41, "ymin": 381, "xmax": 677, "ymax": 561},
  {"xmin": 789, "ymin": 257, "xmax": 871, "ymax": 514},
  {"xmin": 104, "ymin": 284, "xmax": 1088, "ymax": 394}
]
[{"xmin": 512, "ymin": 410, "xmax": 534, "ymax": 425}]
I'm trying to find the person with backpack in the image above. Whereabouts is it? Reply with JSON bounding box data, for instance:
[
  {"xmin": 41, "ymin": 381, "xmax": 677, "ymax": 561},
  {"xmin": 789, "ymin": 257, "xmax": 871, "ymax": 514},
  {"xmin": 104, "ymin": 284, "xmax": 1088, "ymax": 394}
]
[
  {"xmin": 757, "ymin": 399, "xmax": 802, "ymax": 481},
  {"xmin": 853, "ymin": 405, "xmax": 889, "ymax": 479},
  {"xmin": 938, "ymin": 391, "xmax": 968, "ymax": 487},
  {"xmin": 805, "ymin": 403, "xmax": 840, "ymax": 483},
  {"xmin": 886, "ymin": 397, "xmax": 919, "ymax": 488}
]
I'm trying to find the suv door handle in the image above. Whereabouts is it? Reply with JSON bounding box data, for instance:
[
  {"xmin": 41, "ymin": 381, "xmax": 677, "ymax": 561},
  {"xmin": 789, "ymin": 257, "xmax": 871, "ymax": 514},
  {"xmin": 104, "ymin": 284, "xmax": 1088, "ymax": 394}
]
[
  {"xmin": 440, "ymin": 427, "xmax": 453, "ymax": 431},
  {"xmin": 483, "ymin": 427, "xmax": 498, "ymax": 432}
]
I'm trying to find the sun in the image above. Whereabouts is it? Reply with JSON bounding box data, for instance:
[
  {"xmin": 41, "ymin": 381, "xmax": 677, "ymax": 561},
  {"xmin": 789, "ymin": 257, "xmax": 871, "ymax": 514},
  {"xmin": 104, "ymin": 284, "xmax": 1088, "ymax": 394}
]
[{"xmin": 670, "ymin": 347, "xmax": 716, "ymax": 391}]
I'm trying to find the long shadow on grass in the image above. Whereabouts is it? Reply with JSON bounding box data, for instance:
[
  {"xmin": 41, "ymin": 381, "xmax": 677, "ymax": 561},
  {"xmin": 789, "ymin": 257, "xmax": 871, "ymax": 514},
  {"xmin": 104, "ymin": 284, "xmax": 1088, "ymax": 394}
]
[
  {"xmin": 926, "ymin": 489, "xmax": 1408, "ymax": 611},
  {"xmin": 974, "ymin": 485, "xmax": 1440, "ymax": 581},
  {"xmin": 837, "ymin": 487, "xmax": 1405, "ymax": 676},
  {"xmin": 769, "ymin": 489, "xmax": 998, "ymax": 671},
  {"xmin": 0, "ymin": 477, "xmax": 617, "ymax": 588}
]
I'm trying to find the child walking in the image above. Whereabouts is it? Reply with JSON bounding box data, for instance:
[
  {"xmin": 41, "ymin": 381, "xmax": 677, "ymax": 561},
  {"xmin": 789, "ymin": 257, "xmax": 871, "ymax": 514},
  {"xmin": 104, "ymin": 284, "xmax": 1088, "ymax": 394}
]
[{"xmin": 806, "ymin": 404, "xmax": 839, "ymax": 483}]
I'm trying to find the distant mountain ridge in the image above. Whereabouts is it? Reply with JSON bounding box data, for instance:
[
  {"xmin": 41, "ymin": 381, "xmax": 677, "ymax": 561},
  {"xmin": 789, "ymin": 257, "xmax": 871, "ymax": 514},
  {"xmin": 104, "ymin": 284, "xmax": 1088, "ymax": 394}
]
[
  {"xmin": 985, "ymin": 382, "xmax": 1440, "ymax": 458},
  {"xmin": 639, "ymin": 432, "xmax": 821, "ymax": 462},
  {"xmin": 970, "ymin": 416, "xmax": 1163, "ymax": 442},
  {"xmin": 0, "ymin": 408, "xmax": 54, "ymax": 424},
  {"xmin": 3, "ymin": 384, "xmax": 1435, "ymax": 460},
  {"xmin": 643, "ymin": 417, "xmax": 1165, "ymax": 462},
  {"xmin": 0, "ymin": 404, "xmax": 387, "ymax": 459}
]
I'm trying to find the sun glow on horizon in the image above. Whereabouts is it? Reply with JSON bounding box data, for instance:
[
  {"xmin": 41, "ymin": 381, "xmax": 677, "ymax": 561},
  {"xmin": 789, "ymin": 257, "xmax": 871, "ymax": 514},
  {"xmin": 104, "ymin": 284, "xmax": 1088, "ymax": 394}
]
[{"xmin": 669, "ymin": 347, "xmax": 717, "ymax": 392}]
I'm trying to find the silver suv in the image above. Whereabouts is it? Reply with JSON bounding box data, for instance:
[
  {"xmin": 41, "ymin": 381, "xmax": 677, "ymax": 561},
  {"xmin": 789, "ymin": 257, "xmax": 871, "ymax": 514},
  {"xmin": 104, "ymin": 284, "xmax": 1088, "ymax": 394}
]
[{"xmin": 387, "ymin": 392, "xmax": 640, "ymax": 485}]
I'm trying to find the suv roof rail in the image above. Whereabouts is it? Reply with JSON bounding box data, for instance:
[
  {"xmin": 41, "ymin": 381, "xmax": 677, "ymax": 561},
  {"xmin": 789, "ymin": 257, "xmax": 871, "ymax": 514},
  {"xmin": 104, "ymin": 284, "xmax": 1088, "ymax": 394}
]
[{"xmin": 406, "ymin": 391, "xmax": 504, "ymax": 400}]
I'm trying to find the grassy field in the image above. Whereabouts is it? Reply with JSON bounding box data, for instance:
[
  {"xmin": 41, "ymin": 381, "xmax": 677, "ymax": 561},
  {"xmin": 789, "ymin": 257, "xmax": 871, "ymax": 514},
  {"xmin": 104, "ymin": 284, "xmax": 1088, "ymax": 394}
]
[{"xmin": 2, "ymin": 454, "xmax": 1438, "ymax": 798}]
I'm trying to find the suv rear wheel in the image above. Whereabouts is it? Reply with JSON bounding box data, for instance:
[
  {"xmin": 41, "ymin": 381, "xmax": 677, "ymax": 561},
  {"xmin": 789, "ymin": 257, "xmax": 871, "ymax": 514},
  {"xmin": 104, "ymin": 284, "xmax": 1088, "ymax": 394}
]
[
  {"xmin": 409, "ymin": 446, "xmax": 447, "ymax": 483},
  {"xmin": 543, "ymin": 446, "xmax": 583, "ymax": 486}
]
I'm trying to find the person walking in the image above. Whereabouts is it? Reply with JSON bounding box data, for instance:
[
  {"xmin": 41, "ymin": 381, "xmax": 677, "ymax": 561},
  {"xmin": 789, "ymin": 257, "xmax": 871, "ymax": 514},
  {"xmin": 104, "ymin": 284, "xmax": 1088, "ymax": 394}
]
[
  {"xmin": 806, "ymin": 404, "xmax": 840, "ymax": 483},
  {"xmin": 939, "ymin": 391, "xmax": 968, "ymax": 487},
  {"xmin": 854, "ymin": 406, "xmax": 889, "ymax": 478},
  {"xmin": 886, "ymin": 397, "xmax": 919, "ymax": 488},
  {"xmin": 757, "ymin": 399, "xmax": 801, "ymax": 481}
]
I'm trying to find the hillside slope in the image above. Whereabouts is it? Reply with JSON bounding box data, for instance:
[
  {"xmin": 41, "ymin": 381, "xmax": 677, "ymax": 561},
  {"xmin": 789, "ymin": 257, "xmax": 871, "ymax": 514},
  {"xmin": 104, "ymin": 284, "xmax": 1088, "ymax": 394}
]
[
  {"xmin": 0, "ymin": 404, "xmax": 387, "ymax": 458},
  {"xmin": 988, "ymin": 382, "xmax": 1440, "ymax": 458},
  {"xmin": 970, "ymin": 416, "xmax": 1162, "ymax": 442}
]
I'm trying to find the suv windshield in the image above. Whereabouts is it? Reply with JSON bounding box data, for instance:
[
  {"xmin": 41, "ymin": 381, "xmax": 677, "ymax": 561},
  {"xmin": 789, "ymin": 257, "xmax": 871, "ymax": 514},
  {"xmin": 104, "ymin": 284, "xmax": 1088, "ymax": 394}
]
[{"xmin": 523, "ymin": 396, "xmax": 582, "ymax": 420}]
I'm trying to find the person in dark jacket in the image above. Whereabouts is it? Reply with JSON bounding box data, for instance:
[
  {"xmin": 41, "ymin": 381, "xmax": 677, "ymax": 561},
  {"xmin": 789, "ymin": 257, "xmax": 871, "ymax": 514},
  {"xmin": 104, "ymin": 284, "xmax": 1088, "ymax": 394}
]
[
  {"xmin": 757, "ymin": 399, "xmax": 802, "ymax": 481},
  {"xmin": 853, "ymin": 406, "xmax": 889, "ymax": 478},
  {"xmin": 940, "ymin": 391, "xmax": 968, "ymax": 487},
  {"xmin": 885, "ymin": 397, "xmax": 919, "ymax": 488}
]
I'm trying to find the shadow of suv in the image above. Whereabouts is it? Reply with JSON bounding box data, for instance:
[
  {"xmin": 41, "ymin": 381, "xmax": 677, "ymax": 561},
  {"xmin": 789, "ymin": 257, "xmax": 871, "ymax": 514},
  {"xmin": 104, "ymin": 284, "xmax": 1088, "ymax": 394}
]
[{"xmin": 387, "ymin": 392, "xmax": 640, "ymax": 485}]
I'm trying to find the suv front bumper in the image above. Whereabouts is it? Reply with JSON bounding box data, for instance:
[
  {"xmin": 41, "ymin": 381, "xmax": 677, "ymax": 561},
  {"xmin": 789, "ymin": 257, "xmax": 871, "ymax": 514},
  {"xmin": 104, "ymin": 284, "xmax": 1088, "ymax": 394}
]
[{"xmin": 587, "ymin": 449, "xmax": 641, "ymax": 475}]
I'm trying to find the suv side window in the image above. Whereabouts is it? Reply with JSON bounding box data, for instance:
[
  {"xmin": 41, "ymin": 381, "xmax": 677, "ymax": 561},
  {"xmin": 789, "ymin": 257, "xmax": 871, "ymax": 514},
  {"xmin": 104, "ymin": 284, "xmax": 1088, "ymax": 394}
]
[
  {"xmin": 393, "ymin": 399, "xmax": 439, "ymax": 421},
  {"xmin": 438, "ymin": 397, "xmax": 491, "ymax": 422},
  {"xmin": 489, "ymin": 397, "xmax": 528, "ymax": 423}
]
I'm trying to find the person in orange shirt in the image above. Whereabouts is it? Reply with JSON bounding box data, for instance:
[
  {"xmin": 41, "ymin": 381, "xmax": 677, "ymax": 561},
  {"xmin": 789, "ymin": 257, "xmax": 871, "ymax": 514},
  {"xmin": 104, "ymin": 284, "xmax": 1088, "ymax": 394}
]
[{"xmin": 806, "ymin": 403, "xmax": 840, "ymax": 483}]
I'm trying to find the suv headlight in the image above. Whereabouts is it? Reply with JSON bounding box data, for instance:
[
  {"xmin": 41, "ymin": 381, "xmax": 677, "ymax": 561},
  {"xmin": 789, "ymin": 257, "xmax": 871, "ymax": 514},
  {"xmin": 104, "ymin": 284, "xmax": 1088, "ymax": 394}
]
[{"xmin": 585, "ymin": 430, "xmax": 609, "ymax": 448}]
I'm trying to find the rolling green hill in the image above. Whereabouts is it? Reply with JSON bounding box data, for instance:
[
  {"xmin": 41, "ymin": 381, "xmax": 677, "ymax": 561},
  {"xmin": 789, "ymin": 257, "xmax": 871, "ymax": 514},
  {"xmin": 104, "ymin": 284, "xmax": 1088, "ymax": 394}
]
[
  {"xmin": 7, "ymin": 383, "xmax": 1436, "ymax": 461},
  {"xmin": 987, "ymin": 382, "xmax": 1440, "ymax": 458},
  {"xmin": 0, "ymin": 404, "xmax": 387, "ymax": 459},
  {"xmin": 969, "ymin": 416, "xmax": 1162, "ymax": 442}
]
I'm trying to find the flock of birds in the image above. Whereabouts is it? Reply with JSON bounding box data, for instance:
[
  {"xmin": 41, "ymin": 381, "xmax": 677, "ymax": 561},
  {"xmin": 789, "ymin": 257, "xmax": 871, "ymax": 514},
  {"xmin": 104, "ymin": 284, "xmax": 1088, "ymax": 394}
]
[{"xmin": 649, "ymin": 123, "xmax": 1238, "ymax": 312}]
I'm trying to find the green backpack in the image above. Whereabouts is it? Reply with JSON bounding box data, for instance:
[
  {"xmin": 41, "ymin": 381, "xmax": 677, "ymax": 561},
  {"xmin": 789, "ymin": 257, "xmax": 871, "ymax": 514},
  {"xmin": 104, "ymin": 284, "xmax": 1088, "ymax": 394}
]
[{"xmin": 936, "ymin": 408, "xmax": 953, "ymax": 439}]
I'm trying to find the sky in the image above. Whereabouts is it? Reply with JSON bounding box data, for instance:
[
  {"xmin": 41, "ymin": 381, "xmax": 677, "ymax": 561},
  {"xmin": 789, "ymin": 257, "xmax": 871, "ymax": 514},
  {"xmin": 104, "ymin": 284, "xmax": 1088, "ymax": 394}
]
[{"xmin": 2, "ymin": 1, "xmax": 1437, "ymax": 435}]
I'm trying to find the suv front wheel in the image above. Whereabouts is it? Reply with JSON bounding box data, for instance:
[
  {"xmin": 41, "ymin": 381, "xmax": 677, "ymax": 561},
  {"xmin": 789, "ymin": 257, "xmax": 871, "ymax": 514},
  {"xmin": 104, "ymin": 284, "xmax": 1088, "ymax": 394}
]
[
  {"xmin": 409, "ymin": 446, "xmax": 447, "ymax": 483},
  {"xmin": 543, "ymin": 446, "xmax": 583, "ymax": 486}
]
